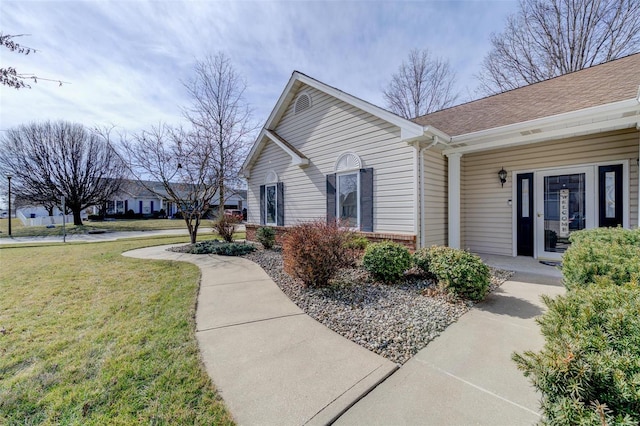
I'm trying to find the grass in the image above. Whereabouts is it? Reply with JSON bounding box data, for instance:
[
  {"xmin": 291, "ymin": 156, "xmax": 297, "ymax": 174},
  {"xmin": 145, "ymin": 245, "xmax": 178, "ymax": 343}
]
[
  {"xmin": 0, "ymin": 218, "xmax": 240, "ymax": 238},
  {"xmin": 0, "ymin": 235, "xmax": 235, "ymax": 425}
]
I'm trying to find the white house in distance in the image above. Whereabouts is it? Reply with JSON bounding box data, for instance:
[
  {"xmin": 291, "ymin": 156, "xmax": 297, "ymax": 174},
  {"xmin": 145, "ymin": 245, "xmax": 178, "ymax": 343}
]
[
  {"xmin": 101, "ymin": 180, "xmax": 246, "ymax": 218},
  {"xmin": 242, "ymin": 53, "xmax": 640, "ymax": 260}
]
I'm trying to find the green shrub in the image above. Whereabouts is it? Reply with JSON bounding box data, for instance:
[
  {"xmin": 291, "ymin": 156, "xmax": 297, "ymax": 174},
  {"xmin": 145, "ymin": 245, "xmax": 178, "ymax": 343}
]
[
  {"xmin": 362, "ymin": 241, "xmax": 412, "ymax": 283},
  {"xmin": 185, "ymin": 241, "xmax": 256, "ymax": 256},
  {"xmin": 343, "ymin": 234, "xmax": 370, "ymax": 251},
  {"xmin": 417, "ymin": 246, "xmax": 490, "ymax": 301},
  {"xmin": 282, "ymin": 220, "xmax": 356, "ymax": 287},
  {"xmin": 513, "ymin": 281, "xmax": 640, "ymax": 425},
  {"xmin": 211, "ymin": 214, "xmax": 240, "ymax": 243},
  {"xmin": 562, "ymin": 228, "xmax": 640, "ymax": 290},
  {"xmin": 413, "ymin": 247, "xmax": 433, "ymax": 277},
  {"xmin": 256, "ymin": 226, "xmax": 276, "ymax": 249}
]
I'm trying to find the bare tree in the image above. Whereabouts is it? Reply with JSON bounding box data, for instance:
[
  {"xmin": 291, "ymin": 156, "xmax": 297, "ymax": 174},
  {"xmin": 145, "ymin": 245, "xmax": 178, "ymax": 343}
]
[
  {"xmin": 1, "ymin": 33, "xmax": 67, "ymax": 89},
  {"xmin": 477, "ymin": 0, "xmax": 640, "ymax": 95},
  {"xmin": 383, "ymin": 49, "xmax": 459, "ymax": 119},
  {"xmin": 183, "ymin": 53, "xmax": 255, "ymax": 213},
  {"xmin": 0, "ymin": 121, "xmax": 126, "ymax": 225},
  {"xmin": 114, "ymin": 124, "xmax": 221, "ymax": 244}
]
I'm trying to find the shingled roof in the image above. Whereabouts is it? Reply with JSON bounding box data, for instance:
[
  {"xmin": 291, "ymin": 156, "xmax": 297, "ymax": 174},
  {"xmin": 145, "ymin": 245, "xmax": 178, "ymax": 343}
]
[{"xmin": 413, "ymin": 53, "xmax": 640, "ymax": 136}]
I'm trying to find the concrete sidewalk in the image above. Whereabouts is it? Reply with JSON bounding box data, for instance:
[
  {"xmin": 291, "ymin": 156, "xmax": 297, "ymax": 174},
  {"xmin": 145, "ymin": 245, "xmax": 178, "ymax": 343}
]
[
  {"xmin": 124, "ymin": 244, "xmax": 565, "ymax": 425},
  {"xmin": 122, "ymin": 245, "xmax": 398, "ymax": 426},
  {"xmin": 334, "ymin": 271, "xmax": 565, "ymax": 425},
  {"xmin": 0, "ymin": 228, "xmax": 191, "ymax": 244}
]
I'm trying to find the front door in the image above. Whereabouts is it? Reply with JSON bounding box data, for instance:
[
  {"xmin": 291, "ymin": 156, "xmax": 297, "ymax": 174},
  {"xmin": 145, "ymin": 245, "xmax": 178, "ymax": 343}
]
[
  {"xmin": 535, "ymin": 166, "xmax": 595, "ymax": 260},
  {"xmin": 516, "ymin": 173, "xmax": 534, "ymax": 256}
]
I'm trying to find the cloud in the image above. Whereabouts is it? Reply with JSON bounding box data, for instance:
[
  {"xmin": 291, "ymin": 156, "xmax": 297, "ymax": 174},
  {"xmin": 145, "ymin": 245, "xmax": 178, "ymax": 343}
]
[{"xmin": 1, "ymin": 0, "xmax": 519, "ymax": 134}]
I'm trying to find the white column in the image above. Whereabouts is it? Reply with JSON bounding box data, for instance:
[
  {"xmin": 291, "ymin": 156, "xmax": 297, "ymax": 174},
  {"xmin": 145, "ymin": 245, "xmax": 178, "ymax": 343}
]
[{"xmin": 447, "ymin": 152, "xmax": 462, "ymax": 249}]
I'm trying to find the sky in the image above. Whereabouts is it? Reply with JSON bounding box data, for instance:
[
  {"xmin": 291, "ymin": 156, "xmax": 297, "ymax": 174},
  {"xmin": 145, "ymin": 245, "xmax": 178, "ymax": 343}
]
[{"xmin": 0, "ymin": 0, "xmax": 520, "ymax": 136}]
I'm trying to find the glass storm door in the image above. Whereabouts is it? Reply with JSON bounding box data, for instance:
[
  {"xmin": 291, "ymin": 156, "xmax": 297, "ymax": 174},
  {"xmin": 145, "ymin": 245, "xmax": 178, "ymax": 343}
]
[{"xmin": 535, "ymin": 167, "xmax": 594, "ymax": 260}]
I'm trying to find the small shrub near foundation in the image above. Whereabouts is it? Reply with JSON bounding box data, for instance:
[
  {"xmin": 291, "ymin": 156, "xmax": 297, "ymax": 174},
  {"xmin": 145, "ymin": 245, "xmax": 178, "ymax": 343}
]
[
  {"xmin": 416, "ymin": 246, "xmax": 489, "ymax": 301},
  {"xmin": 282, "ymin": 220, "xmax": 355, "ymax": 287},
  {"xmin": 362, "ymin": 241, "xmax": 412, "ymax": 284},
  {"xmin": 256, "ymin": 226, "xmax": 276, "ymax": 249}
]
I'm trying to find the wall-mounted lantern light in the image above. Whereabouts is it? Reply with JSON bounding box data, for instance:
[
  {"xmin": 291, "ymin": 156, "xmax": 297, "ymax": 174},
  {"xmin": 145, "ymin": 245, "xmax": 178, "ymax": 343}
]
[{"xmin": 498, "ymin": 167, "xmax": 507, "ymax": 187}]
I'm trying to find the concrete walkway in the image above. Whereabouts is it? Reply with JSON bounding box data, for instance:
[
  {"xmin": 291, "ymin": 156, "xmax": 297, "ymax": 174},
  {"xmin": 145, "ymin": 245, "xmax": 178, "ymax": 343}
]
[
  {"xmin": 122, "ymin": 245, "xmax": 398, "ymax": 426},
  {"xmin": 124, "ymin": 245, "xmax": 565, "ymax": 426},
  {"xmin": 334, "ymin": 266, "xmax": 565, "ymax": 425}
]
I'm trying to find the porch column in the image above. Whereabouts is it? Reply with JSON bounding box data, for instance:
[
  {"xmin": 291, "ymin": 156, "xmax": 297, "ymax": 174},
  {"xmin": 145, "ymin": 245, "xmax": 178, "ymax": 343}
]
[{"xmin": 447, "ymin": 152, "xmax": 462, "ymax": 249}]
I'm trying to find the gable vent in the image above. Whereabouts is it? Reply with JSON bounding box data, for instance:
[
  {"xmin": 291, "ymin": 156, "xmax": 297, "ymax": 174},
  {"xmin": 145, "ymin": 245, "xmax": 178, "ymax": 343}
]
[{"xmin": 294, "ymin": 93, "xmax": 311, "ymax": 114}]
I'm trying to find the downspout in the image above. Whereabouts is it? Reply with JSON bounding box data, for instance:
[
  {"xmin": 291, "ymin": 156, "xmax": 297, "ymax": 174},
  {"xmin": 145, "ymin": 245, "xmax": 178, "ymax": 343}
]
[{"xmin": 417, "ymin": 136, "xmax": 440, "ymax": 249}]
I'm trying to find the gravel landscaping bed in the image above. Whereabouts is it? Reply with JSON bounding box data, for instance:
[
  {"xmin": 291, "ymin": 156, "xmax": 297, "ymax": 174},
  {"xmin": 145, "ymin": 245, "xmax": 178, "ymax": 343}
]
[{"xmin": 243, "ymin": 248, "xmax": 513, "ymax": 364}]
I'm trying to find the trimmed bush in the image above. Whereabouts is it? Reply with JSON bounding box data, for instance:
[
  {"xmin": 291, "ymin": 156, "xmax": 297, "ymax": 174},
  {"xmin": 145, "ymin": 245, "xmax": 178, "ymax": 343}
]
[
  {"xmin": 362, "ymin": 241, "xmax": 412, "ymax": 283},
  {"xmin": 282, "ymin": 220, "xmax": 356, "ymax": 287},
  {"xmin": 183, "ymin": 241, "xmax": 256, "ymax": 256},
  {"xmin": 256, "ymin": 226, "xmax": 276, "ymax": 249},
  {"xmin": 513, "ymin": 281, "xmax": 640, "ymax": 424},
  {"xmin": 211, "ymin": 214, "xmax": 240, "ymax": 243},
  {"xmin": 562, "ymin": 228, "xmax": 640, "ymax": 290},
  {"xmin": 415, "ymin": 246, "xmax": 489, "ymax": 301},
  {"xmin": 343, "ymin": 235, "xmax": 369, "ymax": 251}
]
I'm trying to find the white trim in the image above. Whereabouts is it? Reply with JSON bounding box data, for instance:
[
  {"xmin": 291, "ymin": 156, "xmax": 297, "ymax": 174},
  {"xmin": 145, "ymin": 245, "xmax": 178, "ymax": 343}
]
[
  {"xmin": 446, "ymin": 152, "xmax": 461, "ymax": 249},
  {"xmin": 334, "ymin": 152, "xmax": 362, "ymax": 172},
  {"xmin": 264, "ymin": 130, "xmax": 309, "ymax": 167},
  {"xmin": 535, "ymin": 166, "xmax": 595, "ymax": 260},
  {"xmin": 443, "ymin": 99, "xmax": 640, "ymax": 155},
  {"xmin": 511, "ymin": 159, "xmax": 631, "ymax": 259},
  {"xmin": 265, "ymin": 170, "xmax": 278, "ymax": 184}
]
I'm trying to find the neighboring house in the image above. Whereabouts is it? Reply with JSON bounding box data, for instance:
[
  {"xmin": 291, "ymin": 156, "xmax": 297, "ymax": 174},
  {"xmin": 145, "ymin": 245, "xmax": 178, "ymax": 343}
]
[
  {"xmin": 242, "ymin": 53, "xmax": 640, "ymax": 260},
  {"xmin": 101, "ymin": 180, "xmax": 246, "ymax": 218}
]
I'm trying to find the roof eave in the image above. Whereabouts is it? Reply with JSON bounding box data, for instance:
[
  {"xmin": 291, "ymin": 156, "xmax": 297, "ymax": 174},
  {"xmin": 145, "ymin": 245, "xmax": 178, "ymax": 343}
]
[{"xmin": 442, "ymin": 98, "xmax": 640, "ymax": 155}]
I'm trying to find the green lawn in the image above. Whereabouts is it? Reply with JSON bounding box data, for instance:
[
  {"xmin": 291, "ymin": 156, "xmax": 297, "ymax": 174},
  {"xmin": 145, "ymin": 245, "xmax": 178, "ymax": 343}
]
[
  {"xmin": 0, "ymin": 218, "xmax": 220, "ymax": 238},
  {"xmin": 0, "ymin": 235, "xmax": 235, "ymax": 425}
]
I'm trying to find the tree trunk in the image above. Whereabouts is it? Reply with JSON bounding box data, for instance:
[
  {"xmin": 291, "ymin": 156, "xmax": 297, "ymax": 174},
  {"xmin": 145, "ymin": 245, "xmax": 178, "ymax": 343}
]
[{"xmin": 72, "ymin": 209, "xmax": 83, "ymax": 226}]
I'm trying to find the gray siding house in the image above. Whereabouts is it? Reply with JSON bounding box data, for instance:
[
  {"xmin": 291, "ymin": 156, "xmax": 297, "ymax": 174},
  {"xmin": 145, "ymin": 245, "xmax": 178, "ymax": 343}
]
[{"xmin": 242, "ymin": 54, "xmax": 640, "ymax": 260}]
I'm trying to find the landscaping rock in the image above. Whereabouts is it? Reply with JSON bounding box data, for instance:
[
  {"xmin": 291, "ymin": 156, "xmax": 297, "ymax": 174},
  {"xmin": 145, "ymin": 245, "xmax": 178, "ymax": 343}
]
[{"xmin": 244, "ymin": 249, "xmax": 512, "ymax": 364}]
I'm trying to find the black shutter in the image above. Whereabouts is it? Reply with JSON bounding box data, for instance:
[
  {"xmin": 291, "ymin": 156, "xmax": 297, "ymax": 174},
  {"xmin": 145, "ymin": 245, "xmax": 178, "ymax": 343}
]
[
  {"xmin": 276, "ymin": 182, "xmax": 284, "ymax": 226},
  {"xmin": 360, "ymin": 168, "xmax": 373, "ymax": 232},
  {"xmin": 326, "ymin": 174, "xmax": 336, "ymax": 224},
  {"xmin": 259, "ymin": 185, "xmax": 265, "ymax": 225}
]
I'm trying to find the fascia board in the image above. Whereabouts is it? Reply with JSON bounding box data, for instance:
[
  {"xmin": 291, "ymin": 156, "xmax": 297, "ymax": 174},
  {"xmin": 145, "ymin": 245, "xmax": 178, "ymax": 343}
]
[
  {"xmin": 443, "ymin": 114, "xmax": 639, "ymax": 155},
  {"xmin": 451, "ymin": 98, "xmax": 639, "ymax": 146},
  {"xmin": 264, "ymin": 130, "xmax": 309, "ymax": 166},
  {"xmin": 443, "ymin": 99, "xmax": 640, "ymax": 155}
]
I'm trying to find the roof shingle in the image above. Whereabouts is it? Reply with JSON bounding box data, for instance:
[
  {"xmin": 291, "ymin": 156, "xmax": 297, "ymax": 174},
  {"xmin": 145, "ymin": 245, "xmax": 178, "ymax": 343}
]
[{"xmin": 413, "ymin": 53, "xmax": 640, "ymax": 136}]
